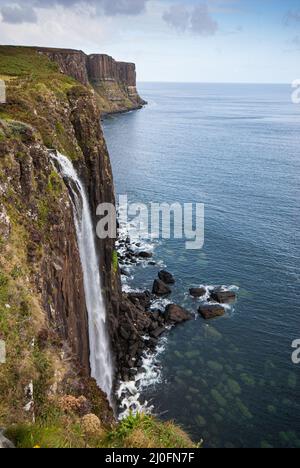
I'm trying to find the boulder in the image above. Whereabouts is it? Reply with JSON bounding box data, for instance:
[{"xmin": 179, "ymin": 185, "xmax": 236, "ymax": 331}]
[
  {"xmin": 0, "ymin": 430, "xmax": 15, "ymax": 449},
  {"xmin": 189, "ymin": 287, "xmax": 206, "ymax": 298},
  {"xmin": 199, "ymin": 305, "xmax": 225, "ymax": 320},
  {"xmin": 150, "ymin": 327, "xmax": 166, "ymax": 339},
  {"xmin": 211, "ymin": 288, "xmax": 236, "ymax": 304},
  {"xmin": 152, "ymin": 279, "xmax": 171, "ymax": 296},
  {"xmin": 128, "ymin": 291, "xmax": 151, "ymax": 310},
  {"xmin": 165, "ymin": 304, "xmax": 192, "ymax": 323},
  {"xmin": 158, "ymin": 270, "xmax": 175, "ymax": 284},
  {"xmin": 139, "ymin": 251, "xmax": 153, "ymax": 259}
]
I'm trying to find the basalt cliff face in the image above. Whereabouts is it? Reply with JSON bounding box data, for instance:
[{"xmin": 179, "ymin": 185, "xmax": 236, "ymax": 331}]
[
  {"xmin": 0, "ymin": 46, "xmax": 121, "ymax": 428},
  {"xmin": 0, "ymin": 46, "xmax": 195, "ymax": 449},
  {"xmin": 37, "ymin": 47, "xmax": 146, "ymax": 114}
]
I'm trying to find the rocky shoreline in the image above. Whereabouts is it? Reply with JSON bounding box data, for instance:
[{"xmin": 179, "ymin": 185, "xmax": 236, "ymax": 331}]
[{"xmin": 114, "ymin": 229, "xmax": 238, "ymax": 410}]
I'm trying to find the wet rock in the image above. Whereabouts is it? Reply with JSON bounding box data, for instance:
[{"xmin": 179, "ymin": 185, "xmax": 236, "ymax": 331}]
[
  {"xmin": 139, "ymin": 251, "xmax": 153, "ymax": 259},
  {"xmin": 189, "ymin": 287, "xmax": 206, "ymax": 298},
  {"xmin": 152, "ymin": 279, "xmax": 171, "ymax": 296},
  {"xmin": 158, "ymin": 270, "xmax": 175, "ymax": 284},
  {"xmin": 165, "ymin": 304, "xmax": 192, "ymax": 324},
  {"xmin": 150, "ymin": 327, "xmax": 166, "ymax": 339},
  {"xmin": 211, "ymin": 288, "xmax": 236, "ymax": 304},
  {"xmin": 128, "ymin": 291, "xmax": 151, "ymax": 310},
  {"xmin": 199, "ymin": 304, "xmax": 225, "ymax": 320},
  {"xmin": 0, "ymin": 430, "xmax": 14, "ymax": 449},
  {"xmin": 120, "ymin": 268, "xmax": 130, "ymax": 277}
]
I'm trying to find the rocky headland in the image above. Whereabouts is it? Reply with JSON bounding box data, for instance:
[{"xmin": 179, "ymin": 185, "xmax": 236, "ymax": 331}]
[
  {"xmin": 0, "ymin": 45, "xmax": 195, "ymax": 449},
  {"xmin": 36, "ymin": 47, "xmax": 147, "ymax": 114}
]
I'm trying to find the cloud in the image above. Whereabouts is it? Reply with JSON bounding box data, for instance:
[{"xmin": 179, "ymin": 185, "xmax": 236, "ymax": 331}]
[
  {"xmin": 190, "ymin": 4, "xmax": 218, "ymax": 35},
  {"xmin": 1, "ymin": 4, "xmax": 37, "ymax": 24},
  {"xmin": 98, "ymin": 0, "xmax": 149, "ymax": 16},
  {"xmin": 284, "ymin": 10, "xmax": 300, "ymax": 26},
  {"xmin": 162, "ymin": 5, "xmax": 190, "ymax": 32},
  {"xmin": 163, "ymin": 3, "xmax": 219, "ymax": 36},
  {"xmin": 0, "ymin": 0, "xmax": 150, "ymax": 24}
]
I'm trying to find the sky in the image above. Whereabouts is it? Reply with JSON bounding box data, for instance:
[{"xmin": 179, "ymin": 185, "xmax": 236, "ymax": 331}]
[{"xmin": 0, "ymin": 0, "xmax": 300, "ymax": 83}]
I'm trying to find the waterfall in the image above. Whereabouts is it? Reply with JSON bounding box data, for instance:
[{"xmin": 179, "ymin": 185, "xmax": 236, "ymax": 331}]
[{"xmin": 52, "ymin": 152, "xmax": 114, "ymax": 402}]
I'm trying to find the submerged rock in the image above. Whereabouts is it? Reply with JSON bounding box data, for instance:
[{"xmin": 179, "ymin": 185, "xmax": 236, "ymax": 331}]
[
  {"xmin": 189, "ymin": 287, "xmax": 206, "ymax": 298},
  {"xmin": 199, "ymin": 304, "xmax": 225, "ymax": 320},
  {"xmin": 211, "ymin": 288, "xmax": 236, "ymax": 304},
  {"xmin": 165, "ymin": 304, "xmax": 192, "ymax": 324},
  {"xmin": 152, "ymin": 279, "xmax": 171, "ymax": 296},
  {"xmin": 158, "ymin": 270, "xmax": 175, "ymax": 284}
]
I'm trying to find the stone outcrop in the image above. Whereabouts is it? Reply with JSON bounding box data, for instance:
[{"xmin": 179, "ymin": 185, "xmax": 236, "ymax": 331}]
[
  {"xmin": 165, "ymin": 304, "xmax": 192, "ymax": 324},
  {"xmin": 37, "ymin": 47, "xmax": 89, "ymax": 86},
  {"xmin": 199, "ymin": 305, "xmax": 225, "ymax": 320},
  {"xmin": 189, "ymin": 287, "xmax": 206, "ymax": 298},
  {"xmin": 158, "ymin": 270, "xmax": 175, "ymax": 284},
  {"xmin": 152, "ymin": 279, "xmax": 172, "ymax": 296},
  {"xmin": 211, "ymin": 288, "xmax": 236, "ymax": 304},
  {"xmin": 37, "ymin": 47, "xmax": 146, "ymax": 114}
]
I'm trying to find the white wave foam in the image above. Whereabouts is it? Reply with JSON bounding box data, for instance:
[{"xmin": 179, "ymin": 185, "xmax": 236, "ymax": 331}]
[{"xmin": 117, "ymin": 337, "xmax": 167, "ymax": 419}]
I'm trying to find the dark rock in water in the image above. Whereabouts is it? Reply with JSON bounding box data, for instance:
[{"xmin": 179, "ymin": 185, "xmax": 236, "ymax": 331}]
[
  {"xmin": 189, "ymin": 287, "xmax": 206, "ymax": 298},
  {"xmin": 152, "ymin": 279, "xmax": 171, "ymax": 296},
  {"xmin": 120, "ymin": 268, "xmax": 130, "ymax": 277},
  {"xmin": 165, "ymin": 304, "xmax": 192, "ymax": 323},
  {"xmin": 150, "ymin": 327, "xmax": 166, "ymax": 339},
  {"xmin": 148, "ymin": 261, "xmax": 156, "ymax": 266},
  {"xmin": 199, "ymin": 304, "xmax": 225, "ymax": 320},
  {"xmin": 211, "ymin": 288, "xmax": 236, "ymax": 304},
  {"xmin": 0, "ymin": 430, "xmax": 15, "ymax": 449},
  {"xmin": 139, "ymin": 251, "xmax": 153, "ymax": 259},
  {"xmin": 151, "ymin": 310, "xmax": 161, "ymax": 321},
  {"xmin": 158, "ymin": 270, "xmax": 175, "ymax": 284},
  {"xmin": 128, "ymin": 291, "xmax": 151, "ymax": 310}
]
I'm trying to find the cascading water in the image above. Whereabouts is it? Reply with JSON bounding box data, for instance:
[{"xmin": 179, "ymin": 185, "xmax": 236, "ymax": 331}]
[{"xmin": 51, "ymin": 152, "xmax": 114, "ymax": 402}]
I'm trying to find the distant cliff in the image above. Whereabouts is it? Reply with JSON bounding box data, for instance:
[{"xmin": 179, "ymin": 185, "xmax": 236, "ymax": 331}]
[{"xmin": 36, "ymin": 47, "xmax": 146, "ymax": 114}]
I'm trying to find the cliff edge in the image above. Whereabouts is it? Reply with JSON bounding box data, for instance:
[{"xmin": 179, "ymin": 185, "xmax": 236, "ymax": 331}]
[
  {"xmin": 0, "ymin": 46, "xmax": 195, "ymax": 449},
  {"xmin": 36, "ymin": 47, "xmax": 147, "ymax": 114}
]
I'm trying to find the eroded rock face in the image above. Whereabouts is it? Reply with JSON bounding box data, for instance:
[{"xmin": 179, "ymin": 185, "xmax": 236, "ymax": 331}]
[
  {"xmin": 37, "ymin": 47, "xmax": 146, "ymax": 114},
  {"xmin": 37, "ymin": 48, "xmax": 89, "ymax": 86}
]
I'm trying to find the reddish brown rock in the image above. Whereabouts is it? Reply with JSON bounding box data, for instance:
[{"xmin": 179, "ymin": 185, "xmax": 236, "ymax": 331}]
[
  {"xmin": 152, "ymin": 279, "xmax": 171, "ymax": 296},
  {"xmin": 189, "ymin": 287, "xmax": 206, "ymax": 298},
  {"xmin": 211, "ymin": 288, "xmax": 236, "ymax": 304},
  {"xmin": 165, "ymin": 304, "xmax": 192, "ymax": 323},
  {"xmin": 199, "ymin": 305, "xmax": 225, "ymax": 320}
]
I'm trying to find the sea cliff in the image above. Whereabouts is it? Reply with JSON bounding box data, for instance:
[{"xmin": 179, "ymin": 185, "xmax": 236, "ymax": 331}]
[
  {"xmin": 36, "ymin": 47, "xmax": 146, "ymax": 114},
  {"xmin": 0, "ymin": 46, "xmax": 195, "ymax": 449}
]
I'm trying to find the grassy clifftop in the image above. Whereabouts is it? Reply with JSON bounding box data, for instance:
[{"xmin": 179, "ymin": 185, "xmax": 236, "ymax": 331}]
[{"xmin": 0, "ymin": 46, "xmax": 197, "ymax": 449}]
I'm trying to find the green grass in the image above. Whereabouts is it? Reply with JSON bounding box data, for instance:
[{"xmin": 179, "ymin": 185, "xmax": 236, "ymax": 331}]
[
  {"xmin": 0, "ymin": 46, "xmax": 83, "ymax": 161},
  {"xmin": 6, "ymin": 412, "xmax": 198, "ymax": 449},
  {"xmin": 112, "ymin": 250, "xmax": 119, "ymax": 273},
  {"xmin": 105, "ymin": 413, "xmax": 198, "ymax": 449}
]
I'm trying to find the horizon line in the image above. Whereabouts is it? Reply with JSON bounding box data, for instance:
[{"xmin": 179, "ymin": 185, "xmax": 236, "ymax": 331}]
[{"xmin": 138, "ymin": 81, "xmax": 292, "ymax": 86}]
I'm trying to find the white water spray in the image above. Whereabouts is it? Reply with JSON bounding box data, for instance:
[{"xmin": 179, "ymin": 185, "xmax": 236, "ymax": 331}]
[{"xmin": 52, "ymin": 152, "xmax": 114, "ymax": 401}]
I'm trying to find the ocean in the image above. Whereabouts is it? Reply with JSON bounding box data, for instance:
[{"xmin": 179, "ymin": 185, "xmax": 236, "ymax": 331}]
[{"xmin": 103, "ymin": 83, "xmax": 300, "ymax": 448}]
